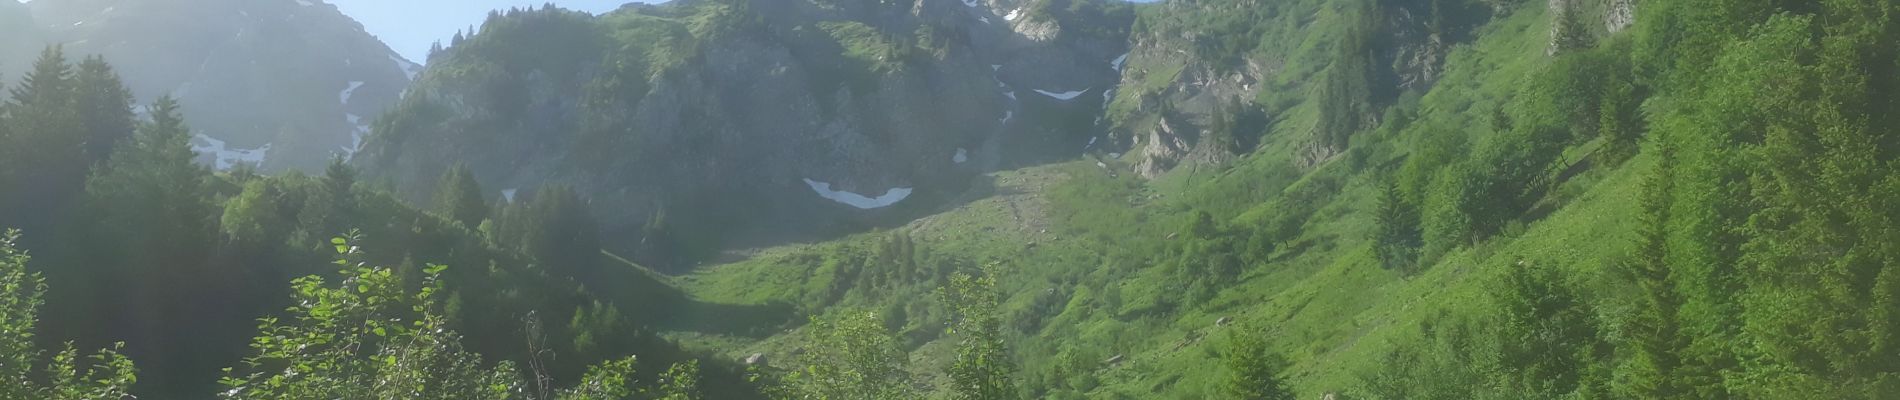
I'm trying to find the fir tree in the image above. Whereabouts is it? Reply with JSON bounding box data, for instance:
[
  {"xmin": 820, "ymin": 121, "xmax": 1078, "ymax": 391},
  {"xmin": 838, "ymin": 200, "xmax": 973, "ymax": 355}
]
[
  {"xmin": 1614, "ymin": 143, "xmax": 1687, "ymax": 399},
  {"xmin": 523, "ymin": 186, "xmax": 599, "ymax": 280},
  {"xmin": 1222, "ymin": 326, "xmax": 1293, "ymax": 400},
  {"xmin": 1372, "ymin": 179, "xmax": 1422, "ymax": 275},
  {"xmin": 434, "ymin": 164, "xmax": 489, "ymax": 229},
  {"xmin": 72, "ymin": 55, "xmax": 135, "ymax": 163},
  {"xmin": 1, "ymin": 46, "xmax": 87, "ymax": 231}
]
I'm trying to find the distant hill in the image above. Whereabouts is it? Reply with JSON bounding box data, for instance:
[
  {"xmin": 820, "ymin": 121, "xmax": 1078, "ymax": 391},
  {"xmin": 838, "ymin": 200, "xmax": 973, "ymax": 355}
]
[{"xmin": 2, "ymin": 0, "xmax": 417, "ymax": 172}]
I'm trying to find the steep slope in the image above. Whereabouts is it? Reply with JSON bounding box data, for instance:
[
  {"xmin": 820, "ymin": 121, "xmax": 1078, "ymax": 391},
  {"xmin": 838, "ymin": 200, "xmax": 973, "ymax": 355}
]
[
  {"xmin": 0, "ymin": 1, "xmax": 39, "ymax": 71},
  {"xmin": 357, "ymin": 0, "xmax": 1133, "ymax": 268},
  {"xmin": 1107, "ymin": 0, "xmax": 1496, "ymax": 177},
  {"xmin": 666, "ymin": 0, "xmax": 1674, "ymax": 398},
  {"xmin": 5, "ymin": 0, "xmax": 416, "ymax": 172}
]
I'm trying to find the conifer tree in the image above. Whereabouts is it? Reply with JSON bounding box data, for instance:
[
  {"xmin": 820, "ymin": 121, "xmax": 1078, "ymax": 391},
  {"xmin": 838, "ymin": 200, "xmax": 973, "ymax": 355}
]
[
  {"xmin": 1614, "ymin": 144, "xmax": 1686, "ymax": 399},
  {"xmin": 1, "ymin": 46, "xmax": 87, "ymax": 231},
  {"xmin": 1222, "ymin": 326, "xmax": 1292, "ymax": 400},
  {"xmin": 72, "ymin": 55, "xmax": 134, "ymax": 163},
  {"xmin": 524, "ymin": 186, "xmax": 599, "ymax": 280},
  {"xmin": 434, "ymin": 164, "xmax": 489, "ymax": 229},
  {"xmin": 77, "ymin": 96, "xmax": 218, "ymax": 392},
  {"xmin": 1372, "ymin": 179, "xmax": 1422, "ymax": 275}
]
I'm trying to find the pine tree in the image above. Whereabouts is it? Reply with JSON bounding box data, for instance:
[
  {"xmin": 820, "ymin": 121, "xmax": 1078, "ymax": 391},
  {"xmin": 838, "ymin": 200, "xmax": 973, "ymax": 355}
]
[
  {"xmin": 434, "ymin": 164, "xmax": 489, "ymax": 229},
  {"xmin": 1717, "ymin": 8, "xmax": 1900, "ymax": 395},
  {"xmin": 83, "ymin": 95, "xmax": 215, "ymax": 272},
  {"xmin": 8, "ymin": 46, "xmax": 75, "ymax": 109},
  {"xmin": 72, "ymin": 55, "xmax": 135, "ymax": 164},
  {"xmin": 1372, "ymin": 179, "xmax": 1422, "ymax": 275},
  {"xmin": 1222, "ymin": 326, "xmax": 1293, "ymax": 400},
  {"xmin": 523, "ymin": 186, "xmax": 599, "ymax": 280},
  {"xmin": 76, "ymin": 97, "xmax": 218, "ymax": 392},
  {"xmin": 1, "ymin": 46, "xmax": 87, "ymax": 231},
  {"xmin": 1548, "ymin": 0, "xmax": 1595, "ymax": 55},
  {"xmin": 1614, "ymin": 143, "xmax": 1687, "ymax": 399},
  {"xmin": 301, "ymin": 156, "xmax": 360, "ymax": 238}
]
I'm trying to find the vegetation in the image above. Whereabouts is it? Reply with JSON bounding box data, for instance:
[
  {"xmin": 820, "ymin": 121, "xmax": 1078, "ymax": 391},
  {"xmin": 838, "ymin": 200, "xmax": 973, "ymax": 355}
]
[
  {"xmin": 0, "ymin": 48, "xmax": 749, "ymax": 398},
  {"xmin": 0, "ymin": 229, "xmax": 138, "ymax": 400},
  {"xmin": 8, "ymin": 0, "xmax": 1900, "ymax": 398}
]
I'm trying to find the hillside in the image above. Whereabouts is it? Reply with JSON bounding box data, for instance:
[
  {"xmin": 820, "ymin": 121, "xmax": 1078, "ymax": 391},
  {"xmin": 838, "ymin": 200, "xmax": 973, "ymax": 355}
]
[
  {"xmin": 5, "ymin": 0, "xmax": 1900, "ymax": 398},
  {"xmin": 356, "ymin": 0, "xmax": 1135, "ymax": 270},
  {"xmin": 637, "ymin": 0, "xmax": 1900, "ymax": 398},
  {"xmin": 2, "ymin": 0, "xmax": 416, "ymax": 172}
]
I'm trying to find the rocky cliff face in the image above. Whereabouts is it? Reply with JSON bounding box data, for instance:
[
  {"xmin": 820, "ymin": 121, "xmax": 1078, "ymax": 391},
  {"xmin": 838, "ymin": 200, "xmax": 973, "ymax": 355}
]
[
  {"xmin": 5, "ymin": 0, "xmax": 415, "ymax": 172},
  {"xmin": 357, "ymin": 0, "xmax": 1131, "ymax": 265},
  {"xmin": 1107, "ymin": 0, "xmax": 1492, "ymax": 177}
]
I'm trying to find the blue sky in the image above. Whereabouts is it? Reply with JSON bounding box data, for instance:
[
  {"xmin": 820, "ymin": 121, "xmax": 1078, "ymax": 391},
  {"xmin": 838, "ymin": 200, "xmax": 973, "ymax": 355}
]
[{"xmin": 327, "ymin": 0, "xmax": 636, "ymax": 63}]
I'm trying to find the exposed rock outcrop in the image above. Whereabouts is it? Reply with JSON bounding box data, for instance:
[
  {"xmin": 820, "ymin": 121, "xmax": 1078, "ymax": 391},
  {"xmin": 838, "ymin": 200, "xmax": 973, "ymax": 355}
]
[{"xmin": 1109, "ymin": 0, "xmax": 1488, "ymax": 177}]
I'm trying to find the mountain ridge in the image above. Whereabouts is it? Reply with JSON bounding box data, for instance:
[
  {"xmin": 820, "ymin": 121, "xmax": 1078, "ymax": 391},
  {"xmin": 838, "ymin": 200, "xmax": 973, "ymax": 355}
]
[{"xmin": 3, "ymin": 0, "xmax": 417, "ymax": 172}]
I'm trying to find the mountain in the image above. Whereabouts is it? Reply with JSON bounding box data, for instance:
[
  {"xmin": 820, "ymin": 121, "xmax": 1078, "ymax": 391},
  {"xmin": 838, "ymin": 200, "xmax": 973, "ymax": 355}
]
[
  {"xmin": 2, "ymin": 0, "xmax": 417, "ymax": 172},
  {"xmin": 6, "ymin": 0, "xmax": 1900, "ymax": 398},
  {"xmin": 356, "ymin": 0, "xmax": 1133, "ymax": 268}
]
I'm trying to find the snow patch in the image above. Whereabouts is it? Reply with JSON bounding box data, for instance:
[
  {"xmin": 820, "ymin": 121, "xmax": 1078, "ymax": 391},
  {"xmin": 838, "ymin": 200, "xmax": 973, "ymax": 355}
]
[
  {"xmin": 191, "ymin": 134, "xmax": 270, "ymax": 171},
  {"xmin": 979, "ymin": 16, "xmax": 991, "ymax": 24},
  {"xmin": 339, "ymin": 81, "xmax": 364, "ymax": 105},
  {"xmin": 1004, "ymin": 9, "xmax": 1021, "ymax": 21},
  {"xmin": 954, "ymin": 148, "xmax": 969, "ymax": 164},
  {"xmin": 1001, "ymin": 110, "xmax": 1013, "ymax": 124},
  {"xmin": 802, "ymin": 179, "xmax": 912, "ymax": 209},
  {"xmin": 389, "ymin": 54, "xmax": 421, "ymax": 81},
  {"xmin": 1034, "ymin": 88, "xmax": 1089, "ymax": 100},
  {"xmin": 961, "ymin": 0, "xmax": 980, "ymax": 7},
  {"xmin": 338, "ymin": 113, "xmax": 369, "ymax": 161},
  {"xmin": 1085, "ymin": 136, "xmax": 1097, "ymax": 150},
  {"xmin": 1003, "ymin": 91, "xmax": 1016, "ymax": 101},
  {"xmin": 502, "ymin": 189, "xmax": 518, "ymax": 202},
  {"xmin": 1111, "ymin": 53, "xmax": 1129, "ymax": 71},
  {"xmin": 1102, "ymin": 88, "xmax": 1115, "ymax": 111}
]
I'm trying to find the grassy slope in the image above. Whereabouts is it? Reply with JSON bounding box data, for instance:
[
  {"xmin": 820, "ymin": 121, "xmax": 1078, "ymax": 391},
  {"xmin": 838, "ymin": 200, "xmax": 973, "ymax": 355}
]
[{"xmin": 658, "ymin": 1, "xmax": 1648, "ymax": 398}]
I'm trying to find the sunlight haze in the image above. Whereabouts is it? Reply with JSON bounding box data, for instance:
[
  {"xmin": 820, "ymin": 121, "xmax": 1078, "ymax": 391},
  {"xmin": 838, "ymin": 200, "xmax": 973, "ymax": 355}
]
[{"xmin": 326, "ymin": 0, "xmax": 636, "ymax": 63}]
